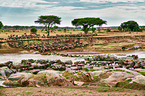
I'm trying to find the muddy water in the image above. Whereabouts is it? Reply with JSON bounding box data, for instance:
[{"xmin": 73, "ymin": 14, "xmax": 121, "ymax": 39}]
[
  {"xmin": 68, "ymin": 50, "xmax": 145, "ymax": 58},
  {"xmin": 0, "ymin": 53, "xmax": 84, "ymax": 64},
  {"xmin": 0, "ymin": 50, "xmax": 145, "ymax": 64},
  {"xmin": 103, "ymin": 50, "xmax": 145, "ymax": 58}
]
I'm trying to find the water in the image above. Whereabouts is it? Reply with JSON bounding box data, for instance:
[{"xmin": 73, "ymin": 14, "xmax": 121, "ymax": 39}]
[
  {"xmin": 0, "ymin": 50, "xmax": 145, "ymax": 64},
  {"xmin": 0, "ymin": 53, "xmax": 84, "ymax": 64},
  {"xmin": 68, "ymin": 50, "xmax": 145, "ymax": 59},
  {"xmin": 109, "ymin": 50, "xmax": 145, "ymax": 58}
]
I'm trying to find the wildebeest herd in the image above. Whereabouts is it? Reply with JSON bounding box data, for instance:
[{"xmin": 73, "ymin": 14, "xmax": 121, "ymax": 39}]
[
  {"xmin": 7, "ymin": 33, "xmax": 95, "ymax": 40},
  {"xmin": 7, "ymin": 34, "xmax": 93, "ymax": 53}
]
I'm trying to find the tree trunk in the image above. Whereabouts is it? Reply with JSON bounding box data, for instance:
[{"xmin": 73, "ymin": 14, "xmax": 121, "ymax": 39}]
[
  {"xmin": 98, "ymin": 27, "xmax": 100, "ymax": 32},
  {"xmin": 84, "ymin": 30, "xmax": 88, "ymax": 34},
  {"xmin": 47, "ymin": 30, "xmax": 50, "ymax": 37},
  {"xmin": 47, "ymin": 24, "xmax": 50, "ymax": 37},
  {"xmin": 83, "ymin": 25, "xmax": 88, "ymax": 34}
]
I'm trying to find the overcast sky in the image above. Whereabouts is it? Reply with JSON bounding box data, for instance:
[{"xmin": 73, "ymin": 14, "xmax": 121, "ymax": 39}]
[{"xmin": 0, "ymin": 0, "xmax": 145, "ymax": 27}]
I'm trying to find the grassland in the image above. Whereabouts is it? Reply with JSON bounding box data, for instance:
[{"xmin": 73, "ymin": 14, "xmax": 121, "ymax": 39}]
[{"xmin": 0, "ymin": 29, "xmax": 145, "ymax": 39}]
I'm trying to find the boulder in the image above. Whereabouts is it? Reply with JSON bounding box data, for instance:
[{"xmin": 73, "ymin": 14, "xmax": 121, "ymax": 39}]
[
  {"xmin": 64, "ymin": 60, "xmax": 73, "ymax": 64},
  {"xmin": 100, "ymin": 71, "xmax": 134, "ymax": 87},
  {"xmin": 29, "ymin": 69, "xmax": 41, "ymax": 74},
  {"xmin": 27, "ymin": 74, "xmax": 47, "ymax": 87},
  {"xmin": 3, "ymin": 79, "xmax": 20, "ymax": 87},
  {"xmin": 55, "ymin": 59, "xmax": 62, "ymax": 63},
  {"xmin": 8, "ymin": 72, "xmax": 32, "ymax": 81},
  {"xmin": 47, "ymin": 78, "xmax": 73, "ymax": 86},
  {"xmin": 0, "ymin": 66, "xmax": 13, "ymax": 79},
  {"xmin": 92, "ymin": 71, "xmax": 105, "ymax": 76},
  {"xmin": 81, "ymin": 72, "xmax": 94, "ymax": 82},
  {"xmin": 74, "ymin": 81, "xmax": 84, "ymax": 86},
  {"xmin": 38, "ymin": 70, "xmax": 60, "ymax": 78},
  {"xmin": 132, "ymin": 75, "xmax": 145, "ymax": 85}
]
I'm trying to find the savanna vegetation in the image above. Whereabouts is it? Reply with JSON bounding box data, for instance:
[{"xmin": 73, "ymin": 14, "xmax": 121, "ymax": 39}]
[{"xmin": 0, "ymin": 15, "xmax": 145, "ymax": 96}]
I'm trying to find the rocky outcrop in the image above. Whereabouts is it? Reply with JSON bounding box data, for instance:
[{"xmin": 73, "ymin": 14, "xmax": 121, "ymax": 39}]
[{"xmin": 132, "ymin": 75, "xmax": 145, "ymax": 85}]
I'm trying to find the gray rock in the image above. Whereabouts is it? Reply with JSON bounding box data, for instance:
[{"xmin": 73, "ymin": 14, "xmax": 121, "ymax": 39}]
[{"xmin": 132, "ymin": 75, "xmax": 145, "ymax": 85}]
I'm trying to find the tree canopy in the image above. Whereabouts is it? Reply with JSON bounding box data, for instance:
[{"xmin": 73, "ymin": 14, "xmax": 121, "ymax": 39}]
[
  {"xmin": 120, "ymin": 20, "xmax": 139, "ymax": 31},
  {"xmin": 35, "ymin": 15, "xmax": 61, "ymax": 36},
  {"xmin": 0, "ymin": 21, "xmax": 3, "ymax": 29},
  {"xmin": 72, "ymin": 17, "xmax": 106, "ymax": 34}
]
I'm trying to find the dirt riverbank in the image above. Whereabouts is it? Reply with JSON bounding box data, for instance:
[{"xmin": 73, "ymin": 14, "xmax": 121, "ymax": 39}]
[{"xmin": 0, "ymin": 86, "xmax": 144, "ymax": 96}]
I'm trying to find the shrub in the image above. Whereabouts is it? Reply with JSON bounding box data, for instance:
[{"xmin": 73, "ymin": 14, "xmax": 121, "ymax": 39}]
[
  {"xmin": 31, "ymin": 28, "xmax": 37, "ymax": 34},
  {"xmin": 137, "ymin": 28, "xmax": 143, "ymax": 32},
  {"xmin": 58, "ymin": 29, "xmax": 62, "ymax": 31},
  {"xmin": 84, "ymin": 68, "xmax": 89, "ymax": 72},
  {"xmin": 106, "ymin": 28, "xmax": 111, "ymax": 32},
  {"xmin": 93, "ymin": 33, "xmax": 97, "ymax": 36},
  {"xmin": 98, "ymin": 82, "xmax": 110, "ymax": 87},
  {"xmin": 64, "ymin": 28, "xmax": 66, "ymax": 33}
]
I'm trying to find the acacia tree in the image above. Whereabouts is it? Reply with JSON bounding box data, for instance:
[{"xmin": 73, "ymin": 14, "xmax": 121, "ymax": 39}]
[
  {"xmin": 120, "ymin": 20, "xmax": 139, "ymax": 31},
  {"xmin": 35, "ymin": 15, "xmax": 61, "ymax": 36},
  {"xmin": 97, "ymin": 19, "xmax": 107, "ymax": 32},
  {"xmin": 0, "ymin": 21, "xmax": 3, "ymax": 29},
  {"xmin": 72, "ymin": 17, "xmax": 106, "ymax": 34}
]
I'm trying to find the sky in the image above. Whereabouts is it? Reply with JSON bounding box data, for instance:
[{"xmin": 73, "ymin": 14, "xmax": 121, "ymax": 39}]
[{"xmin": 0, "ymin": 0, "xmax": 145, "ymax": 27}]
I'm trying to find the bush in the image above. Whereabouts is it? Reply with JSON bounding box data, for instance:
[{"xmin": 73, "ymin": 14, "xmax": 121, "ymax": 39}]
[
  {"xmin": 64, "ymin": 28, "xmax": 66, "ymax": 33},
  {"xmin": 84, "ymin": 68, "xmax": 89, "ymax": 72},
  {"xmin": 93, "ymin": 33, "xmax": 97, "ymax": 36},
  {"xmin": 31, "ymin": 28, "xmax": 37, "ymax": 34},
  {"xmin": 58, "ymin": 29, "xmax": 62, "ymax": 31},
  {"xmin": 137, "ymin": 28, "xmax": 143, "ymax": 32},
  {"xmin": 113, "ymin": 31, "xmax": 119, "ymax": 32},
  {"xmin": 106, "ymin": 28, "xmax": 111, "ymax": 32}
]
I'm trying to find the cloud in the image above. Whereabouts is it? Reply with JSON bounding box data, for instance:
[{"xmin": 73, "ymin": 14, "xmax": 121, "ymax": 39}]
[
  {"xmin": 0, "ymin": 0, "xmax": 51, "ymax": 8},
  {"xmin": 80, "ymin": 0, "xmax": 145, "ymax": 3},
  {"xmin": 0, "ymin": 0, "xmax": 145, "ymax": 26}
]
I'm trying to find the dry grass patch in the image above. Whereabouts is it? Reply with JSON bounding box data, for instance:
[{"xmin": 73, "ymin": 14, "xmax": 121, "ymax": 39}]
[{"xmin": 0, "ymin": 86, "xmax": 144, "ymax": 96}]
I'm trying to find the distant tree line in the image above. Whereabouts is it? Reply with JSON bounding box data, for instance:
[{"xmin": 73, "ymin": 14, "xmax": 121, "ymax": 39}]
[
  {"xmin": 2, "ymin": 25, "xmax": 44, "ymax": 30},
  {"xmin": 0, "ymin": 15, "xmax": 144, "ymax": 35}
]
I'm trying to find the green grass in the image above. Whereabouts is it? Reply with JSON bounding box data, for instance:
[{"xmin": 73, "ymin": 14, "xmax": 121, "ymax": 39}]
[
  {"xmin": 113, "ymin": 69, "xmax": 131, "ymax": 74},
  {"xmin": 98, "ymin": 87, "xmax": 125, "ymax": 92},
  {"xmin": 98, "ymin": 83, "xmax": 111, "ymax": 87},
  {"xmin": 116, "ymin": 80, "xmax": 145, "ymax": 90},
  {"xmin": 25, "ymin": 92, "xmax": 33, "ymax": 95},
  {"xmin": 137, "ymin": 71, "xmax": 145, "ymax": 76}
]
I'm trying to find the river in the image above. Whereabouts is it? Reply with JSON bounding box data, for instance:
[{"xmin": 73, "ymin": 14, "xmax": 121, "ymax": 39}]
[
  {"xmin": 0, "ymin": 50, "xmax": 145, "ymax": 87},
  {"xmin": 0, "ymin": 53, "xmax": 84, "ymax": 64},
  {"xmin": 0, "ymin": 50, "xmax": 145, "ymax": 64}
]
